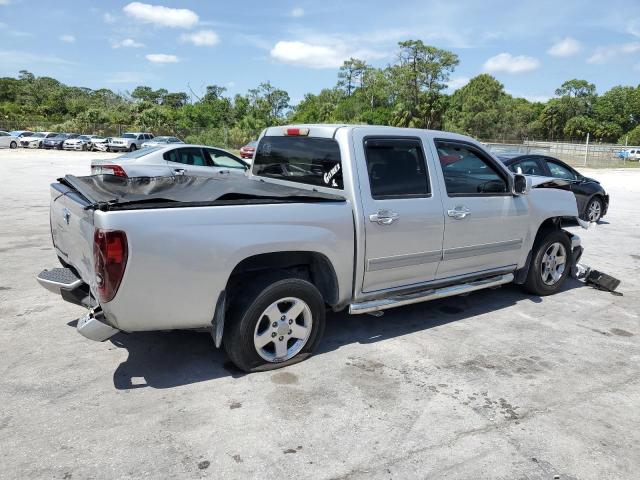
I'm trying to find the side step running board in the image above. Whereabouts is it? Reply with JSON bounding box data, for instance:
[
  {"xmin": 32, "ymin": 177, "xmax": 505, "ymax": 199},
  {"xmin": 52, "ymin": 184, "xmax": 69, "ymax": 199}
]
[
  {"xmin": 37, "ymin": 267, "xmax": 83, "ymax": 294},
  {"xmin": 349, "ymin": 273, "xmax": 514, "ymax": 315}
]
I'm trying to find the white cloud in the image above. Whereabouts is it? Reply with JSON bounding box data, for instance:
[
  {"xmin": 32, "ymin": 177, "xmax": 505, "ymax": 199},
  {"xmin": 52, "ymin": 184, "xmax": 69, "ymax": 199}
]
[
  {"xmin": 123, "ymin": 2, "xmax": 199, "ymax": 29},
  {"xmin": 547, "ymin": 37, "xmax": 581, "ymax": 57},
  {"xmin": 290, "ymin": 7, "xmax": 305, "ymax": 18},
  {"xmin": 103, "ymin": 12, "xmax": 116, "ymax": 24},
  {"xmin": 0, "ymin": 0, "xmax": 11, "ymax": 5},
  {"xmin": 587, "ymin": 42, "xmax": 640, "ymax": 64},
  {"xmin": 0, "ymin": 50, "xmax": 76, "ymax": 67},
  {"xmin": 145, "ymin": 53, "xmax": 179, "ymax": 63},
  {"xmin": 270, "ymin": 40, "xmax": 385, "ymax": 69},
  {"xmin": 59, "ymin": 34, "xmax": 76, "ymax": 44},
  {"xmin": 447, "ymin": 76, "xmax": 470, "ymax": 91},
  {"xmin": 628, "ymin": 19, "xmax": 640, "ymax": 38},
  {"xmin": 112, "ymin": 38, "xmax": 145, "ymax": 48},
  {"xmin": 483, "ymin": 53, "xmax": 541, "ymax": 74},
  {"xmin": 179, "ymin": 30, "xmax": 219, "ymax": 46}
]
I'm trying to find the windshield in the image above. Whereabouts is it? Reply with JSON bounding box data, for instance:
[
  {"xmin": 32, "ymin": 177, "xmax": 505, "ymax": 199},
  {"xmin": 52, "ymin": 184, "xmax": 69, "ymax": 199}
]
[
  {"xmin": 117, "ymin": 146, "xmax": 161, "ymax": 159},
  {"xmin": 152, "ymin": 136, "xmax": 171, "ymax": 142},
  {"xmin": 121, "ymin": 133, "xmax": 136, "ymax": 139},
  {"xmin": 79, "ymin": 135, "xmax": 92, "ymax": 140},
  {"xmin": 253, "ymin": 136, "xmax": 343, "ymax": 189},
  {"xmin": 32, "ymin": 133, "xmax": 46, "ymax": 138}
]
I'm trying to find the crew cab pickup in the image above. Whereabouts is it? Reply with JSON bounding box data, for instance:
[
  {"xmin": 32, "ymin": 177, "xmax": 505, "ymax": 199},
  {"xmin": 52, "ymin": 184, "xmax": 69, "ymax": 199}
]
[{"xmin": 38, "ymin": 125, "xmax": 585, "ymax": 372}]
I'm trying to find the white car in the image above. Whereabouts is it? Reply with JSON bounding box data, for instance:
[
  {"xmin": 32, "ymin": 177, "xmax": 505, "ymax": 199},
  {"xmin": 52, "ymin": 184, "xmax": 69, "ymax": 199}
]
[
  {"xmin": 63, "ymin": 135, "xmax": 98, "ymax": 151},
  {"xmin": 108, "ymin": 132, "xmax": 154, "ymax": 152},
  {"xmin": 88, "ymin": 136, "xmax": 112, "ymax": 152},
  {"xmin": 141, "ymin": 135, "xmax": 184, "ymax": 148},
  {"xmin": 0, "ymin": 131, "xmax": 19, "ymax": 149},
  {"xmin": 623, "ymin": 148, "xmax": 640, "ymax": 161},
  {"xmin": 20, "ymin": 132, "xmax": 57, "ymax": 148},
  {"xmin": 91, "ymin": 144, "xmax": 249, "ymax": 177}
]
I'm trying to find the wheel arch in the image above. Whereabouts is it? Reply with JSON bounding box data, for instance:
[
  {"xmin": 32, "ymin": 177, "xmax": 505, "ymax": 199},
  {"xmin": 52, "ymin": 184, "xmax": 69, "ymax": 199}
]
[{"xmin": 515, "ymin": 216, "xmax": 565, "ymax": 284}]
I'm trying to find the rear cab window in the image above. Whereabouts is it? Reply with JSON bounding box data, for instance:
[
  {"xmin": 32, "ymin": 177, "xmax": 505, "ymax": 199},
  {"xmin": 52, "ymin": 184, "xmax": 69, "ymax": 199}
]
[{"xmin": 253, "ymin": 136, "xmax": 343, "ymax": 189}]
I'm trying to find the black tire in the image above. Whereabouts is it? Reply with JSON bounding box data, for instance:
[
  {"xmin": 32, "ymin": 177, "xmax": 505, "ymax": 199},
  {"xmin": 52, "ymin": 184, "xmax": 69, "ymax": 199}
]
[
  {"xmin": 583, "ymin": 197, "xmax": 603, "ymax": 223},
  {"xmin": 523, "ymin": 229, "xmax": 572, "ymax": 296},
  {"xmin": 9, "ymin": 141, "xmax": 17, "ymax": 149},
  {"xmin": 81, "ymin": 144, "xmax": 87, "ymax": 151},
  {"xmin": 223, "ymin": 277, "xmax": 326, "ymax": 372},
  {"xmin": 38, "ymin": 141, "xmax": 43, "ymax": 149},
  {"xmin": 129, "ymin": 144, "xmax": 137, "ymax": 152}
]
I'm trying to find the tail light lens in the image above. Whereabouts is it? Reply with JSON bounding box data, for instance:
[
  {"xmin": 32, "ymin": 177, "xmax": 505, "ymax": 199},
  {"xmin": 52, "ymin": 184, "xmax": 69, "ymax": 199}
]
[
  {"xmin": 93, "ymin": 229, "xmax": 128, "ymax": 303},
  {"xmin": 92, "ymin": 164, "xmax": 128, "ymax": 177}
]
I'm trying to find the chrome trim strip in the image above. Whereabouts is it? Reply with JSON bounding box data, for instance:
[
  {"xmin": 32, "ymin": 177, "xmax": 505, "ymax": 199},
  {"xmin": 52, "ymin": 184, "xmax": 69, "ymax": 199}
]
[
  {"xmin": 444, "ymin": 239, "xmax": 522, "ymax": 260},
  {"xmin": 367, "ymin": 250, "xmax": 442, "ymax": 272},
  {"xmin": 350, "ymin": 273, "xmax": 514, "ymax": 314}
]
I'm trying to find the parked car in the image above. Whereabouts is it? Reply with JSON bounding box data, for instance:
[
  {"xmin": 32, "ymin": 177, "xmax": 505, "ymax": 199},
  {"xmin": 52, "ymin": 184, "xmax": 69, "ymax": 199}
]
[
  {"xmin": 20, "ymin": 132, "xmax": 57, "ymax": 148},
  {"xmin": 90, "ymin": 144, "xmax": 248, "ymax": 177},
  {"xmin": 108, "ymin": 132, "xmax": 154, "ymax": 152},
  {"xmin": 9, "ymin": 130, "xmax": 33, "ymax": 138},
  {"xmin": 44, "ymin": 133, "xmax": 80, "ymax": 150},
  {"xmin": 141, "ymin": 136, "xmax": 183, "ymax": 148},
  {"xmin": 89, "ymin": 136, "xmax": 112, "ymax": 152},
  {"xmin": 0, "ymin": 130, "xmax": 19, "ymax": 149},
  {"xmin": 239, "ymin": 140, "xmax": 258, "ymax": 160},
  {"xmin": 38, "ymin": 124, "xmax": 586, "ymax": 372},
  {"xmin": 63, "ymin": 135, "xmax": 98, "ymax": 151},
  {"xmin": 499, "ymin": 154, "xmax": 609, "ymax": 222},
  {"xmin": 620, "ymin": 148, "xmax": 640, "ymax": 161}
]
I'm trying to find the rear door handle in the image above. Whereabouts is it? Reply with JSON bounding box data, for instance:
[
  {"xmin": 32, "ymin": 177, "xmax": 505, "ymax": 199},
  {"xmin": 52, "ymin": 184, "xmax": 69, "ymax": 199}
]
[
  {"xmin": 447, "ymin": 206, "xmax": 471, "ymax": 219},
  {"xmin": 369, "ymin": 209, "xmax": 399, "ymax": 225}
]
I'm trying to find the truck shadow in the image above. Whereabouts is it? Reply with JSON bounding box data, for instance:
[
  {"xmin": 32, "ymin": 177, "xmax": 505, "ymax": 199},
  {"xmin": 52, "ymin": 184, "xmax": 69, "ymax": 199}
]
[{"xmin": 108, "ymin": 280, "xmax": 582, "ymax": 390}]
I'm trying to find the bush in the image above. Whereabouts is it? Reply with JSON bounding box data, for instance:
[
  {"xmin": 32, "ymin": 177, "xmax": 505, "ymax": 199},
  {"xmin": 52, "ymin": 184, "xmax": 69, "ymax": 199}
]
[{"xmin": 621, "ymin": 125, "xmax": 640, "ymax": 146}]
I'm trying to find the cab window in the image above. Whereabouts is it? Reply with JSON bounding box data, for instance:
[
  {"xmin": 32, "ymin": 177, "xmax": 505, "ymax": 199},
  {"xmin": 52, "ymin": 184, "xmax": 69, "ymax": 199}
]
[
  {"xmin": 435, "ymin": 141, "xmax": 508, "ymax": 196},
  {"xmin": 204, "ymin": 149, "xmax": 247, "ymax": 169},
  {"xmin": 364, "ymin": 137, "xmax": 430, "ymax": 199},
  {"xmin": 509, "ymin": 158, "xmax": 544, "ymax": 176}
]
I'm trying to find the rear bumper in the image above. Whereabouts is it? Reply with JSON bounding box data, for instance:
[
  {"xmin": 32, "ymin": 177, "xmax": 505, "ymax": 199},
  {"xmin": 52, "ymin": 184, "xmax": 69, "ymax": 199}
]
[{"xmin": 37, "ymin": 267, "xmax": 119, "ymax": 341}]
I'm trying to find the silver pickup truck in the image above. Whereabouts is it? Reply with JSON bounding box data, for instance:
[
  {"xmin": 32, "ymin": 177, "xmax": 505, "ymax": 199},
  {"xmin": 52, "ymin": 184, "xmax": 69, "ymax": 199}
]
[{"xmin": 38, "ymin": 125, "xmax": 585, "ymax": 372}]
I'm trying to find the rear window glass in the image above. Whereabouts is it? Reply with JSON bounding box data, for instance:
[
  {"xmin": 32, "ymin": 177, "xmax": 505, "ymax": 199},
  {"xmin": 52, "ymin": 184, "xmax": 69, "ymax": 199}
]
[
  {"xmin": 117, "ymin": 147, "xmax": 161, "ymax": 159},
  {"xmin": 253, "ymin": 136, "xmax": 343, "ymax": 189}
]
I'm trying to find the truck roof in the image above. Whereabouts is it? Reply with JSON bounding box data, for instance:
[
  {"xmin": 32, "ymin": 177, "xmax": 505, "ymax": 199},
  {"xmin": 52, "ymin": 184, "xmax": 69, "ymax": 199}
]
[{"xmin": 263, "ymin": 124, "xmax": 478, "ymax": 144}]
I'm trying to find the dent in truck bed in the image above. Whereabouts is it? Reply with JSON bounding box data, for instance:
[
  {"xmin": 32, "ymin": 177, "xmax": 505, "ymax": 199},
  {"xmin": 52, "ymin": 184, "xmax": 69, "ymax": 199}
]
[{"xmin": 60, "ymin": 174, "xmax": 346, "ymax": 211}]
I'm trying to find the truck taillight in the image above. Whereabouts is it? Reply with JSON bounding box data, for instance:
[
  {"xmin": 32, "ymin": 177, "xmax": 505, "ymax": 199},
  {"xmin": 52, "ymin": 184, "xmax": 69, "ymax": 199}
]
[
  {"xmin": 93, "ymin": 229, "xmax": 128, "ymax": 303},
  {"xmin": 283, "ymin": 127, "xmax": 309, "ymax": 136},
  {"xmin": 93, "ymin": 164, "xmax": 128, "ymax": 177}
]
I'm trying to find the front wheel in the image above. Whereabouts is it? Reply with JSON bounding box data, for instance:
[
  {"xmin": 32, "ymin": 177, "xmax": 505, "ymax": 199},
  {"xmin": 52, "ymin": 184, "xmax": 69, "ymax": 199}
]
[
  {"xmin": 523, "ymin": 230, "xmax": 572, "ymax": 296},
  {"xmin": 9, "ymin": 141, "xmax": 17, "ymax": 149},
  {"xmin": 224, "ymin": 278, "xmax": 326, "ymax": 372},
  {"xmin": 584, "ymin": 197, "xmax": 603, "ymax": 223},
  {"xmin": 129, "ymin": 144, "xmax": 137, "ymax": 152}
]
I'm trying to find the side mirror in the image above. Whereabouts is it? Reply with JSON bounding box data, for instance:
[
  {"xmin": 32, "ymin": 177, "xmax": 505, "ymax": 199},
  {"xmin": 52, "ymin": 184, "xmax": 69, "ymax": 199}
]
[{"xmin": 513, "ymin": 174, "xmax": 531, "ymax": 196}]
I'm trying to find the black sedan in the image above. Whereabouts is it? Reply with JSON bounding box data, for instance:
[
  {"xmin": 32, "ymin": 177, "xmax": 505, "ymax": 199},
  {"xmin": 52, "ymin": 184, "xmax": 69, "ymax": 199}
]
[
  {"xmin": 43, "ymin": 133, "xmax": 79, "ymax": 150},
  {"xmin": 499, "ymin": 154, "xmax": 609, "ymax": 222}
]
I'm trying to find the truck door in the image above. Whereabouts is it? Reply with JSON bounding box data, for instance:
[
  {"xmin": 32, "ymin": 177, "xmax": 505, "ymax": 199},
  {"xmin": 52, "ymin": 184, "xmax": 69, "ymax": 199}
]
[
  {"xmin": 353, "ymin": 132, "xmax": 445, "ymax": 293},
  {"xmin": 431, "ymin": 139, "xmax": 529, "ymax": 279}
]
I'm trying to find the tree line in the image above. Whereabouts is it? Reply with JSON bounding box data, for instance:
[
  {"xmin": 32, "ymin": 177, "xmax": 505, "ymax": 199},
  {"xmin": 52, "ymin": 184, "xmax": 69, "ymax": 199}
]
[{"xmin": 1, "ymin": 40, "xmax": 639, "ymax": 148}]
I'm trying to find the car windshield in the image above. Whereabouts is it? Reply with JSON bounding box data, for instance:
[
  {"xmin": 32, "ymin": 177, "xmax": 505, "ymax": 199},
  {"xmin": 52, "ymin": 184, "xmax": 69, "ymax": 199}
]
[
  {"xmin": 117, "ymin": 146, "xmax": 162, "ymax": 159},
  {"xmin": 52, "ymin": 135, "xmax": 68, "ymax": 140},
  {"xmin": 253, "ymin": 136, "xmax": 343, "ymax": 189},
  {"xmin": 121, "ymin": 133, "xmax": 136, "ymax": 138},
  {"xmin": 247, "ymin": 141, "xmax": 258, "ymax": 148},
  {"xmin": 79, "ymin": 135, "xmax": 92, "ymax": 140},
  {"xmin": 32, "ymin": 133, "xmax": 46, "ymax": 138},
  {"xmin": 153, "ymin": 136, "xmax": 171, "ymax": 142}
]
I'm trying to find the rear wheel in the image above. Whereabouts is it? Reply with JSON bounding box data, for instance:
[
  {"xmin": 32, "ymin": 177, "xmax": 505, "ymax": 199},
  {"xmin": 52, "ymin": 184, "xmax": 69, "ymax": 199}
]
[
  {"xmin": 129, "ymin": 144, "xmax": 137, "ymax": 152},
  {"xmin": 584, "ymin": 197, "xmax": 603, "ymax": 223},
  {"xmin": 9, "ymin": 141, "xmax": 17, "ymax": 149},
  {"xmin": 523, "ymin": 230, "xmax": 572, "ymax": 296},
  {"xmin": 224, "ymin": 277, "xmax": 326, "ymax": 372}
]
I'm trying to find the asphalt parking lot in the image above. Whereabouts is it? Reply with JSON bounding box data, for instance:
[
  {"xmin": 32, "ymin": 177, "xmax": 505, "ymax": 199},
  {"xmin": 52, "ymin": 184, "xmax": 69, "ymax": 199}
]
[{"xmin": 1, "ymin": 148, "xmax": 639, "ymax": 479}]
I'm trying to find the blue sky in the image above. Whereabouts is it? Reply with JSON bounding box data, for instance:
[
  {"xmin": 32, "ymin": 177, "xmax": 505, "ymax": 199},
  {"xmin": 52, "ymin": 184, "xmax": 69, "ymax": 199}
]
[{"xmin": 1, "ymin": 0, "xmax": 640, "ymax": 104}]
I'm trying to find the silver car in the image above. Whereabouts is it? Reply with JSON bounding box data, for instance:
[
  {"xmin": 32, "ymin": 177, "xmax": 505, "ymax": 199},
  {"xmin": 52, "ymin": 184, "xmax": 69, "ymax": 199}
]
[
  {"xmin": 90, "ymin": 144, "xmax": 249, "ymax": 177},
  {"xmin": 0, "ymin": 130, "xmax": 19, "ymax": 149},
  {"xmin": 141, "ymin": 136, "xmax": 184, "ymax": 148}
]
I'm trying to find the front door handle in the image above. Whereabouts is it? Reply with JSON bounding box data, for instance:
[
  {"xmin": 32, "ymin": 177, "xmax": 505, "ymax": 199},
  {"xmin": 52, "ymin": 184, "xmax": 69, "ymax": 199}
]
[
  {"xmin": 173, "ymin": 168, "xmax": 186, "ymax": 176},
  {"xmin": 369, "ymin": 209, "xmax": 399, "ymax": 225},
  {"xmin": 447, "ymin": 206, "xmax": 471, "ymax": 219},
  {"xmin": 218, "ymin": 169, "xmax": 231, "ymax": 175}
]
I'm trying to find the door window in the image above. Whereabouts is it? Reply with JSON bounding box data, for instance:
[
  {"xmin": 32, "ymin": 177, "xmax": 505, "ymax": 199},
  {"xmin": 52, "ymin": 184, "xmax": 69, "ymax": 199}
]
[
  {"xmin": 363, "ymin": 138, "xmax": 430, "ymax": 199},
  {"xmin": 546, "ymin": 160, "xmax": 577, "ymax": 180},
  {"xmin": 435, "ymin": 141, "xmax": 508, "ymax": 196},
  {"xmin": 509, "ymin": 158, "xmax": 544, "ymax": 176},
  {"xmin": 164, "ymin": 147, "xmax": 209, "ymax": 166},
  {"xmin": 205, "ymin": 149, "xmax": 247, "ymax": 169}
]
